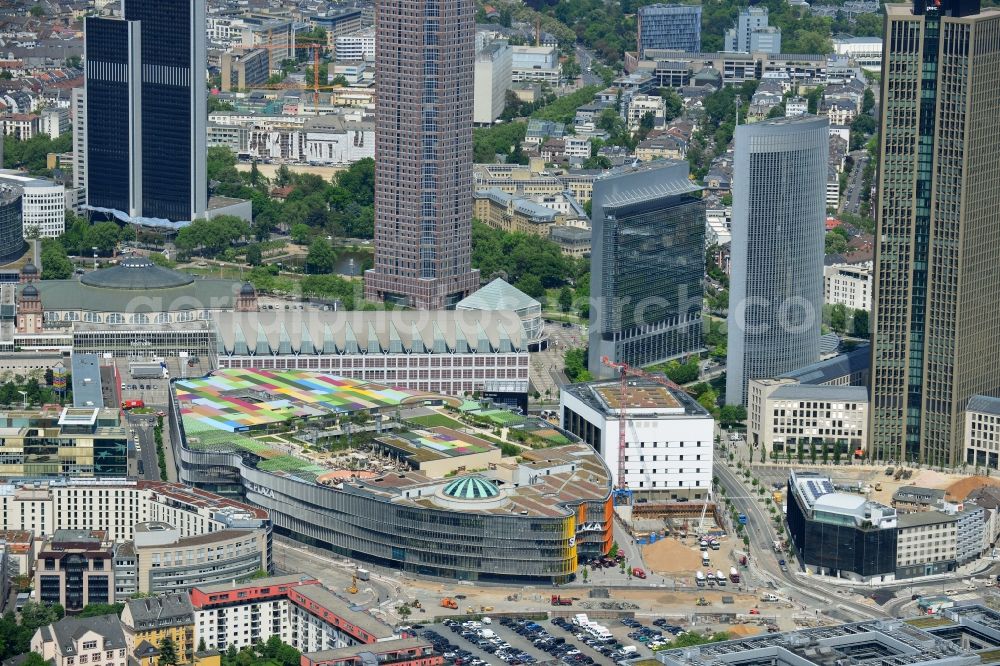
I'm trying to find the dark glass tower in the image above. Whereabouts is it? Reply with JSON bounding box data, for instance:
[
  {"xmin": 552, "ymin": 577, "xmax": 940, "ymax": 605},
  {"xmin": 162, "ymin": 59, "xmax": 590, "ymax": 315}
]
[
  {"xmin": 870, "ymin": 0, "xmax": 1000, "ymax": 466},
  {"xmin": 588, "ymin": 161, "xmax": 706, "ymax": 379},
  {"xmin": 84, "ymin": 0, "xmax": 206, "ymax": 223},
  {"xmin": 364, "ymin": 0, "xmax": 480, "ymax": 309}
]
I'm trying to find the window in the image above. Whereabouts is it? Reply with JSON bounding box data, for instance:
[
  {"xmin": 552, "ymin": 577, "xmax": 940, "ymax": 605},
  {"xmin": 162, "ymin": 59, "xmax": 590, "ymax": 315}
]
[{"xmin": 83, "ymin": 641, "xmax": 97, "ymax": 650}]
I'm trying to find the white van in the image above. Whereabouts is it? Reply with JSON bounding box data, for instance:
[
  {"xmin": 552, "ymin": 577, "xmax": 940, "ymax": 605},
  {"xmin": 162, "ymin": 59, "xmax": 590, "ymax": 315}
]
[{"xmin": 622, "ymin": 646, "xmax": 638, "ymax": 655}]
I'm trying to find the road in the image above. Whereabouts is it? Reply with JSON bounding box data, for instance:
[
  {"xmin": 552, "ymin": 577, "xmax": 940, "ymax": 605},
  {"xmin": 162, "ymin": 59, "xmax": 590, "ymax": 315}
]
[
  {"xmin": 841, "ymin": 151, "xmax": 869, "ymax": 215},
  {"xmin": 126, "ymin": 413, "xmax": 160, "ymax": 480},
  {"xmin": 713, "ymin": 459, "xmax": 890, "ymax": 621},
  {"xmin": 575, "ymin": 45, "xmax": 604, "ymax": 86}
]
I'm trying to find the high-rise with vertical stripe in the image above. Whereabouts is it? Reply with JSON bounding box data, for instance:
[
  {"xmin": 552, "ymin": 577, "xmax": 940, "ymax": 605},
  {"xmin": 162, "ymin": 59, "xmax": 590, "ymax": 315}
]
[
  {"xmin": 364, "ymin": 0, "xmax": 480, "ymax": 309},
  {"xmin": 870, "ymin": 0, "xmax": 1000, "ymax": 467}
]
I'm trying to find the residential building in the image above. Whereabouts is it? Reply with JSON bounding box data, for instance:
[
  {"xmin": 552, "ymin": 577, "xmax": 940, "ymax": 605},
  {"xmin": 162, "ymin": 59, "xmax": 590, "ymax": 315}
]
[
  {"xmin": 725, "ymin": 7, "xmax": 781, "ymax": 54},
  {"xmin": 956, "ymin": 506, "xmax": 986, "ymax": 565},
  {"xmin": 120, "ymin": 593, "xmax": 195, "ymax": 666},
  {"xmin": 560, "ymin": 378, "xmax": 715, "ymax": 498},
  {"xmin": 896, "ymin": 511, "xmax": 957, "ymax": 580},
  {"xmin": 0, "ymin": 170, "xmax": 66, "ymax": 237},
  {"xmin": 32, "ymin": 615, "xmax": 129, "ymax": 666},
  {"xmin": 40, "ymin": 108, "xmax": 69, "ymax": 139},
  {"xmin": 827, "ymin": 168, "xmax": 841, "ymax": 208},
  {"xmin": 588, "ymin": 161, "xmax": 705, "ymax": 377},
  {"xmin": 85, "ymin": 0, "xmax": 207, "ymax": 225},
  {"xmin": 636, "ymin": 133, "xmax": 686, "ymax": 161},
  {"xmin": 511, "ymin": 45, "xmax": 560, "ymax": 83},
  {"xmin": 301, "ymin": 638, "xmax": 443, "ymax": 666},
  {"xmin": 474, "ymin": 41, "xmax": 512, "ymax": 125},
  {"xmin": 746, "ymin": 379, "xmax": 868, "ymax": 456},
  {"xmin": 786, "ymin": 471, "xmax": 898, "ymax": 583},
  {"xmin": 0, "ymin": 185, "xmax": 25, "ymax": 264},
  {"xmin": 334, "ymin": 26, "xmax": 375, "ymax": 62},
  {"xmin": 726, "ymin": 116, "xmax": 829, "ymax": 405},
  {"xmin": 190, "ymin": 575, "xmax": 398, "ymax": 653},
  {"xmin": 0, "ymin": 530, "xmax": 35, "ymax": 578},
  {"xmin": 563, "ymin": 137, "xmax": 592, "ymax": 159},
  {"xmin": 870, "ymin": 0, "xmax": 1000, "ymax": 467},
  {"xmin": 35, "ymin": 529, "xmax": 116, "ymax": 612},
  {"xmin": 364, "ymin": 0, "xmax": 481, "ymax": 309},
  {"xmin": 219, "ymin": 49, "xmax": 269, "ymax": 91},
  {"xmin": 965, "ymin": 395, "xmax": 1000, "ymax": 470},
  {"xmin": 824, "ymin": 262, "xmax": 872, "ymax": 310},
  {"xmin": 785, "ymin": 97, "xmax": 808, "ymax": 116},
  {"xmin": 637, "ymin": 4, "xmax": 702, "ymax": 57},
  {"xmin": 892, "ymin": 486, "xmax": 946, "ymax": 513},
  {"xmin": 0, "ymin": 114, "xmax": 40, "ymax": 140},
  {"xmin": 626, "ymin": 94, "xmax": 666, "ymax": 131}
]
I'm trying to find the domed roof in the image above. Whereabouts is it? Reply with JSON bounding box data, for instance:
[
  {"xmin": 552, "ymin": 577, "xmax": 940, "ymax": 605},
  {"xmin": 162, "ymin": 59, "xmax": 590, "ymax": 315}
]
[
  {"xmin": 21, "ymin": 284, "xmax": 38, "ymax": 298},
  {"xmin": 442, "ymin": 476, "xmax": 499, "ymax": 500},
  {"xmin": 80, "ymin": 256, "xmax": 195, "ymax": 290},
  {"xmin": 240, "ymin": 282, "xmax": 256, "ymax": 296},
  {"xmin": 21, "ymin": 262, "xmax": 37, "ymax": 274}
]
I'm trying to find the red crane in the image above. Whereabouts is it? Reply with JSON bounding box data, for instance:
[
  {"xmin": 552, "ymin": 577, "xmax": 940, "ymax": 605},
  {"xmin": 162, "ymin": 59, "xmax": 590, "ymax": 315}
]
[{"xmin": 601, "ymin": 356, "xmax": 689, "ymax": 504}]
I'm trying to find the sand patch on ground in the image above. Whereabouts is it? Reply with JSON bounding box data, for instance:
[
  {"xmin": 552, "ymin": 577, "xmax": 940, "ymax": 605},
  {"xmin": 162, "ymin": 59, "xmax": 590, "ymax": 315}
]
[
  {"xmin": 642, "ymin": 539, "xmax": 704, "ymax": 574},
  {"xmin": 945, "ymin": 475, "xmax": 1000, "ymax": 500},
  {"xmin": 727, "ymin": 625, "xmax": 764, "ymax": 637}
]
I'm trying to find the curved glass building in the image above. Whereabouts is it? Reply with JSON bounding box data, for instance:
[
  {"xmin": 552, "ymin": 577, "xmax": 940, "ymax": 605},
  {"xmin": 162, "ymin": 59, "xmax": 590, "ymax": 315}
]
[
  {"xmin": 0, "ymin": 184, "xmax": 26, "ymax": 265},
  {"xmin": 726, "ymin": 115, "xmax": 829, "ymax": 405}
]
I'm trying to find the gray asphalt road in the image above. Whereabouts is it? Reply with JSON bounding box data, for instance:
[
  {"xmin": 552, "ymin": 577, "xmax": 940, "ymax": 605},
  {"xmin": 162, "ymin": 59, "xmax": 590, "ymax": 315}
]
[
  {"xmin": 842, "ymin": 152, "xmax": 869, "ymax": 215},
  {"xmin": 126, "ymin": 413, "xmax": 160, "ymax": 480}
]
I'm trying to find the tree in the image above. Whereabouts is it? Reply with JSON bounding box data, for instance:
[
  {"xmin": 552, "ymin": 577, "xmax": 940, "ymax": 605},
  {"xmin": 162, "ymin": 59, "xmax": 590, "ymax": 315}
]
[
  {"xmin": 158, "ymin": 637, "xmax": 179, "ymax": 666},
  {"xmin": 40, "ymin": 239, "xmax": 73, "ymax": 279},
  {"xmin": 852, "ymin": 309, "xmax": 870, "ymax": 338},
  {"xmin": 697, "ymin": 389, "xmax": 718, "ymax": 415},
  {"xmin": 515, "ymin": 274, "xmax": 545, "ymax": 299},
  {"xmin": 29, "ymin": 4, "xmax": 45, "ymax": 16},
  {"xmin": 245, "ymin": 244, "xmax": 263, "ymax": 266},
  {"xmin": 305, "ymin": 237, "xmax": 337, "ymax": 274},
  {"xmin": 78, "ymin": 602, "xmax": 124, "ymax": 618},
  {"xmin": 659, "ymin": 88, "xmax": 683, "ymax": 121},
  {"xmin": 21, "ymin": 655, "xmax": 48, "ymax": 666},
  {"xmin": 558, "ymin": 286, "xmax": 573, "ymax": 313},
  {"xmin": 719, "ymin": 405, "xmax": 747, "ymax": 426},
  {"xmin": 830, "ymin": 303, "xmax": 848, "ymax": 333},
  {"xmin": 862, "ymin": 89, "xmax": 876, "ymax": 115}
]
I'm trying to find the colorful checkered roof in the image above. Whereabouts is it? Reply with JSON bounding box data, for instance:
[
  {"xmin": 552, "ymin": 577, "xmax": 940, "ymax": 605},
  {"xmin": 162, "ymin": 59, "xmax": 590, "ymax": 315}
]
[{"xmin": 176, "ymin": 369, "xmax": 421, "ymax": 432}]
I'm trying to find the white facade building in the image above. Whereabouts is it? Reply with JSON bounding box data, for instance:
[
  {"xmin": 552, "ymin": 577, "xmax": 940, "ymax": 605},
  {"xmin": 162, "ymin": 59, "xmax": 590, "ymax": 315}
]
[
  {"xmin": 71, "ymin": 87, "xmax": 86, "ymax": 211},
  {"xmin": 560, "ymin": 378, "xmax": 714, "ymax": 498},
  {"xmin": 511, "ymin": 45, "xmax": 560, "ymax": 83},
  {"xmin": 833, "ymin": 36, "xmax": 883, "ymax": 71},
  {"xmin": 335, "ymin": 26, "xmax": 376, "ymax": 62},
  {"xmin": 824, "ymin": 262, "xmax": 872, "ymax": 310},
  {"xmin": 0, "ymin": 170, "xmax": 65, "ymax": 238},
  {"xmin": 474, "ymin": 40, "xmax": 512, "ymax": 125},
  {"xmin": 747, "ymin": 379, "xmax": 868, "ymax": 455},
  {"xmin": 965, "ymin": 395, "xmax": 1000, "ymax": 470},
  {"xmin": 626, "ymin": 95, "xmax": 666, "ymax": 131},
  {"xmin": 39, "ymin": 108, "xmax": 68, "ymax": 139}
]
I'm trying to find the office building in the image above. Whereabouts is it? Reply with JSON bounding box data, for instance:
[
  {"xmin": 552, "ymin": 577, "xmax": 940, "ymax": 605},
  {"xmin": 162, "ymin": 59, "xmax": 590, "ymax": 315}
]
[
  {"xmin": 311, "ymin": 9, "xmax": 363, "ymax": 48},
  {"xmin": 869, "ymin": 0, "xmax": 1000, "ymax": 467},
  {"xmin": 84, "ymin": 0, "xmax": 207, "ymax": 225},
  {"xmin": 0, "ymin": 170, "xmax": 65, "ymax": 238},
  {"xmin": 833, "ymin": 36, "xmax": 883, "ymax": 70},
  {"xmin": 746, "ymin": 379, "xmax": 869, "ymax": 456},
  {"xmin": 588, "ymin": 161, "xmax": 705, "ymax": 377},
  {"xmin": 0, "ymin": 407, "xmax": 127, "ymax": 479},
  {"xmin": 824, "ymin": 262, "xmax": 872, "ymax": 310},
  {"xmin": 36, "ymin": 529, "xmax": 116, "ymax": 612},
  {"xmin": 560, "ymin": 378, "xmax": 714, "ymax": 497},
  {"xmin": 219, "ymin": 49, "xmax": 269, "ymax": 91},
  {"xmin": 474, "ymin": 41, "xmax": 512, "ymax": 125},
  {"xmin": 120, "ymin": 593, "xmax": 195, "ymax": 666},
  {"xmin": 302, "ymin": 639, "xmax": 443, "ymax": 666},
  {"xmin": 786, "ymin": 471, "xmax": 898, "ymax": 583},
  {"xmin": 725, "ymin": 7, "xmax": 781, "ymax": 54},
  {"xmin": 965, "ymin": 395, "xmax": 1000, "ymax": 470},
  {"xmin": 896, "ymin": 511, "xmax": 957, "ymax": 579},
  {"xmin": 71, "ymin": 87, "xmax": 86, "ymax": 200},
  {"xmin": 334, "ymin": 26, "xmax": 375, "ymax": 62},
  {"xmin": 510, "ymin": 45, "xmax": 561, "ymax": 83},
  {"xmin": 637, "ymin": 5, "xmax": 702, "ymax": 57},
  {"xmin": 726, "ymin": 116, "xmax": 828, "ymax": 405},
  {"xmin": 0, "ymin": 184, "xmax": 25, "ymax": 264},
  {"xmin": 32, "ymin": 615, "xmax": 129, "ymax": 666},
  {"xmin": 364, "ymin": 0, "xmax": 481, "ymax": 309}
]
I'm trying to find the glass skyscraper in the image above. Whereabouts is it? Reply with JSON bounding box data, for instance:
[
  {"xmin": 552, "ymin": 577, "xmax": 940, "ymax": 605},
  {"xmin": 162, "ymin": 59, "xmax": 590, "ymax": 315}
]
[
  {"xmin": 84, "ymin": 0, "xmax": 207, "ymax": 224},
  {"xmin": 870, "ymin": 0, "xmax": 1000, "ymax": 467},
  {"xmin": 364, "ymin": 0, "xmax": 480, "ymax": 309},
  {"xmin": 588, "ymin": 161, "xmax": 705, "ymax": 379},
  {"xmin": 726, "ymin": 115, "xmax": 828, "ymax": 405},
  {"xmin": 637, "ymin": 4, "xmax": 702, "ymax": 56}
]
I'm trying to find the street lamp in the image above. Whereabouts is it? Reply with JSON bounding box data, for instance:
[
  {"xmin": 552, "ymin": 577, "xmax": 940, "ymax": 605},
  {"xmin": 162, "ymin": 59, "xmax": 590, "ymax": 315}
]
[
  {"xmin": 92, "ymin": 246, "xmax": 98, "ymax": 270},
  {"xmin": 17, "ymin": 391, "xmax": 26, "ymax": 409}
]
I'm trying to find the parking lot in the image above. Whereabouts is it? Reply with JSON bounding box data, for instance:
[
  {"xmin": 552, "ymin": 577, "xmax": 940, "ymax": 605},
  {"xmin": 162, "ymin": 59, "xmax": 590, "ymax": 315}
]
[{"xmin": 420, "ymin": 613, "xmax": 668, "ymax": 665}]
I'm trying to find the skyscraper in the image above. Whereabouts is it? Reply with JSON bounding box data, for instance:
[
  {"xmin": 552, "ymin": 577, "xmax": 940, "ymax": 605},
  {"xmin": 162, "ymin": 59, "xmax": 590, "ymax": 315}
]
[
  {"xmin": 726, "ymin": 115, "xmax": 828, "ymax": 406},
  {"xmin": 84, "ymin": 0, "xmax": 206, "ymax": 224},
  {"xmin": 588, "ymin": 161, "xmax": 705, "ymax": 379},
  {"xmin": 637, "ymin": 4, "xmax": 702, "ymax": 57},
  {"xmin": 364, "ymin": 0, "xmax": 480, "ymax": 309},
  {"xmin": 869, "ymin": 0, "xmax": 1000, "ymax": 467}
]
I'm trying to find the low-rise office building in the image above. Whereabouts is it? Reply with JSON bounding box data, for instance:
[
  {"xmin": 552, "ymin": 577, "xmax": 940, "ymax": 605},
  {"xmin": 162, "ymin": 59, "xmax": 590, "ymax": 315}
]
[
  {"xmin": 824, "ymin": 262, "xmax": 872, "ymax": 310},
  {"xmin": 560, "ymin": 378, "xmax": 714, "ymax": 499},
  {"xmin": 786, "ymin": 471, "xmax": 898, "ymax": 583},
  {"xmin": 511, "ymin": 45, "xmax": 560, "ymax": 83},
  {"xmin": 896, "ymin": 511, "xmax": 957, "ymax": 580},
  {"xmin": 120, "ymin": 593, "xmax": 196, "ymax": 666},
  {"xmin": 0, "ymin": 170, "xmax": 65, "ymax": 238},
  {"xmin": 747, "ymin": 379, "xmax": 868, "ymax": 456},
  {"xmin": 965, "ymin": 395, "xmax": 1000, "ymax": 470},
  {"xmin": 36, "ymin": 529, "xmax": 116, "ymax": 612}
]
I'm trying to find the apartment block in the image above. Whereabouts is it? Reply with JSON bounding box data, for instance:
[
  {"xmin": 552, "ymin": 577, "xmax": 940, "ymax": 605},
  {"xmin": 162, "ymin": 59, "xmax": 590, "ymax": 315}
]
[{"xmin": 896, "ymin": 511, "xmax": 957, "ymax": 580}]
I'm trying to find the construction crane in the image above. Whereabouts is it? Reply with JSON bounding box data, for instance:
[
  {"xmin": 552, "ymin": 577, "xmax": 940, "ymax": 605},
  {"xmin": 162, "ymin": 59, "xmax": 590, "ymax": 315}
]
[
  {"xmin": 600, "ymin": 356, "xmax": 690, "ymax": 506},
  {"xmin": 219, "ymin": 43, "xmax": 332, "ymax": 114}
]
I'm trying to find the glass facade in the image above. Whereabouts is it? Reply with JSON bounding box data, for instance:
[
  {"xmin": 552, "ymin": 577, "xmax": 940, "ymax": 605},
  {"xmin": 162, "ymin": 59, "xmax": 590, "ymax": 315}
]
[
  {"xmin": 871, "ymin": 0, "xmax": 1000, "ymax": 466},
  {"xmin": 637, "ymin": 4, "xmax": 702, "ymax": 56},
  {"xmin": 589, "ymin": 161, "xmax": 705, "ymax": 378},
  {"xmin": 726, "ymin": 116, "xmax": 828, "ymax": 405},
  {"xmin": 0, "ymin": 186, "xmax": 25, "ymax": 264}
]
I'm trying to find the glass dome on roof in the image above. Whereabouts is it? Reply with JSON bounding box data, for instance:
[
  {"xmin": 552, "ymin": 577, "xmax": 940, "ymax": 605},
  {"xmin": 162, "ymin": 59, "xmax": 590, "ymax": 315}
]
[{"xmin": 442, "ymin": 476, "xmax": 499, "ymax": 500}]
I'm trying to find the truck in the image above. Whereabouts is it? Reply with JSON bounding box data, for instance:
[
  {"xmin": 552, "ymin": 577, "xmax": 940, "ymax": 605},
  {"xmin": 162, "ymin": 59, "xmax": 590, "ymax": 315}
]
[
  {"xmin": 772, "ymin": 490, "xmax": 784, "ymax": 504},
  {"xmin": 716, "ymin": 569, "xmax": 726, "ymax": 586},
  {"xmin": 701, "ymin": 551, "xmax": 711, "ymax": 566},
  {"xmin": 730, "ymin": 567, "xmax": 741, "ymax": 583},
  {"xmin": 440, "ymin": 598, "xmax": 458, "ymax": 609},
  {"xmin": 551, "ymin": 595, "xmax": 573, "ymax": 606},
  {"xmin": 121, "ymin": 399, "xmax": 145, "ymax": 410},
  {"xmin": 761, "ymin": 593, "xmax": 779, "ymax": 602},
  {"xmin": 738, "ymin": 513, "xmax": 748, "ymax": 525},
  {"xmin": 632, "ymin": 567, "xmax": 646, "ymax": 579},
  {"xmin": 773, "ymin": 540, "xmax": 783, "ymax": 553},
  {"xmin": 695, "ymin": 570, "xmax": 706, "ymax": 586},
  {"xmin": 706, "ymin": 570, "xmax": 716, "ymax": 585}
]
